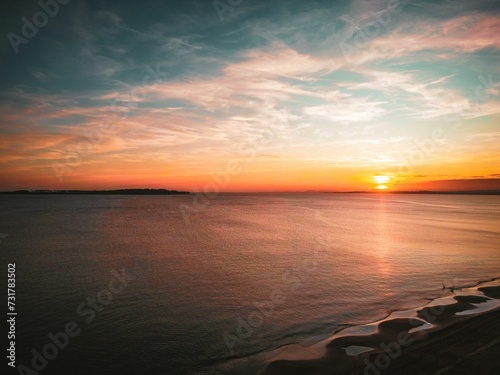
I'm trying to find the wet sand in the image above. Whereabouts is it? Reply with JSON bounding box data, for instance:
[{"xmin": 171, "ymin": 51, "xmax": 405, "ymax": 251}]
[{"xmin": 260, "ymin": 285, "xmax": 500, "ymax": 375}]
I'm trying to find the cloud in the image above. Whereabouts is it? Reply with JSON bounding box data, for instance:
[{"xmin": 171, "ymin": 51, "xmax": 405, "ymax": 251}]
[
  {"xmin": 302, "ymin": 100, "xmax": 387, "ymax": 124},
  {"xmin": 337, "ymin": 68, "xmax": 500, "ymax": 120},
  {"xmin": 1, "ymin": 0, "xmax": 500, "ymax": 190},
  {"xmin": 358, "ymin": 14, "xmax": 500, "ymax": 61}
]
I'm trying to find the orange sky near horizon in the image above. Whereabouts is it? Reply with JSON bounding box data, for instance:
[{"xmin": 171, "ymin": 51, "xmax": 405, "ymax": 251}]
[
  {"xmin": 3, "ymin": 154, "xmax": 500, "ymax": 192},
  {"xmin": 1, "ymin": 1, "xmax": 500, "ymax": 192}
]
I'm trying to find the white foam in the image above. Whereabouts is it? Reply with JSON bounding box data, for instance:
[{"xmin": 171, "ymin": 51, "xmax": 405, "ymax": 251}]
[
  {"xmin": 260, "ymin": 280, "xmax": 500, "ymax": 368},
  {"xmin": 344, "ymin": 345, "xmax": 373, "ymax": 356},
  {"xmin": 332, "ymin": 323, "xmax": 378, "ymax": 338},
  {"xmin": 409, "ymin": 321, "xmax": 434, "ymax": 333},
  {"xmin": 456, "ymin": 298, "xmax": 500, "ymax": 316}
]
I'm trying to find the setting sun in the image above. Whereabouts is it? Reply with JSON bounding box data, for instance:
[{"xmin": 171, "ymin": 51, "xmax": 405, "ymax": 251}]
[
  {"xmin": 374, "ymin": 176, "xmax": 391, "ymax": 184},
  {"xmin": 373, "ymin": 175, "xmax": 392, "ymax": 191}
]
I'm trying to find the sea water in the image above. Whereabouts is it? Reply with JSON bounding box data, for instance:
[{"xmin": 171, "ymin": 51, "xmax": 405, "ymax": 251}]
[{"xmin": 0, "ymin": 193, "xmax": 499, "ymax": 374}]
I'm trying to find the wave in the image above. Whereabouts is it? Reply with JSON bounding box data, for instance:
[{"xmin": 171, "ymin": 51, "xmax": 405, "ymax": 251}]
[
  {"xmin": 200, "ymin": 276, "xmax": 500, "ymax": 374},
  {"xmin": 257, "ymin": 276, "xmax": 500, "ymax": 375}
]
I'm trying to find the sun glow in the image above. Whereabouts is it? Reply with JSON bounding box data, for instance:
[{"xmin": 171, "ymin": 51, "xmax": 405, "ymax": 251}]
[{"xmin": 376, "ymin": 185, "xmax": 388, "ymax": 190}]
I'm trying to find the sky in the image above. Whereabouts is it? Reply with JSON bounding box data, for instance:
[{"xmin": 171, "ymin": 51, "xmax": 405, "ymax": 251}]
[{"xmin": 0, "ymin": 0, "xmax": 499, "ymax": 192}]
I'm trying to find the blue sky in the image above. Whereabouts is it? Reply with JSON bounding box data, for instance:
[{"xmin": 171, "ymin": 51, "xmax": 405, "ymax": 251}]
[{"xmin": 0, "ymin": 0, "xmax": 499, "ymax": 191}]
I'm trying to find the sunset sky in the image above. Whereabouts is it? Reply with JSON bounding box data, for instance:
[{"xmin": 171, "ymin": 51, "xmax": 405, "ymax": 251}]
[{"xmin": 0, "ymin": 0, "xmax": 499, "ymax": 192}]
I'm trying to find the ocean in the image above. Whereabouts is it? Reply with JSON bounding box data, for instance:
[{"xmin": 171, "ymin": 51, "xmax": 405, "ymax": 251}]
[{"xmin": 1, "ymin": 193, "xmax": 499, "ymax": 374}]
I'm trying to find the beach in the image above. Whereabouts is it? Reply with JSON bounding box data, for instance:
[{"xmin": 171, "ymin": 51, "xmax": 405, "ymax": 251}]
[{"xmin": 261, "ymin": 282, "xmax": 500, "ymax": 374}]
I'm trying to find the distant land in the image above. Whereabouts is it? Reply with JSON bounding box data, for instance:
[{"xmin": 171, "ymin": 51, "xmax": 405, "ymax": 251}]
[
  {"xmin": 244, "ymin": 190, "xmax": 500, "ymax": 195},
  {"xmin": 389, "ymin": 190, "xmax": 500, "ymax": 195},
  {"xmin": 0, "ymin": 189, "xmax": 190, "ymax": 195},
  {"xmin": 395, "ymin": 178, "xmax": 500, "ymax": 191},
  {"xmin": 318, "ymin": 190, "xmax": 500, "ymax": 195}
]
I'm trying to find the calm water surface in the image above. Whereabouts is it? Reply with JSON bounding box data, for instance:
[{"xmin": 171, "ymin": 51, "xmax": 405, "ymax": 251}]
[{"xmin": 1, "ymin": 194, "xmax": 499, "ymax": 374}]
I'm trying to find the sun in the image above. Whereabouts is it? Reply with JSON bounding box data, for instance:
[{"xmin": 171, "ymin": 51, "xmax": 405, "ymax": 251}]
[
  {"xmin": 373, "ymin": 175, "xmax": 392, "ymax": 191},
  {"xmin": 374, "ymin": 175, "xmax": 391, "ymax": 184}
]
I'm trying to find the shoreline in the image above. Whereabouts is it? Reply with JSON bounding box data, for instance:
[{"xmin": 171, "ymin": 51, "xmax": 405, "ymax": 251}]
[{"xmin": 260, "ymin": 278, "xmax": 500, "ymax": 374}]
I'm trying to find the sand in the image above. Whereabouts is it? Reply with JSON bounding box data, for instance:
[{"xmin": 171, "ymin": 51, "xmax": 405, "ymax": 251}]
[{"xmin": 260, "ymin": 285, "xmax": 500, "ymax": 375}]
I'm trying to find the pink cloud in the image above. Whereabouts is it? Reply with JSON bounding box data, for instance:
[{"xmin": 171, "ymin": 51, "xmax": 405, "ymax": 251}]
[{"xmin": 371, "ymin": 14, "xmax": 500, "ymax": 56}]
